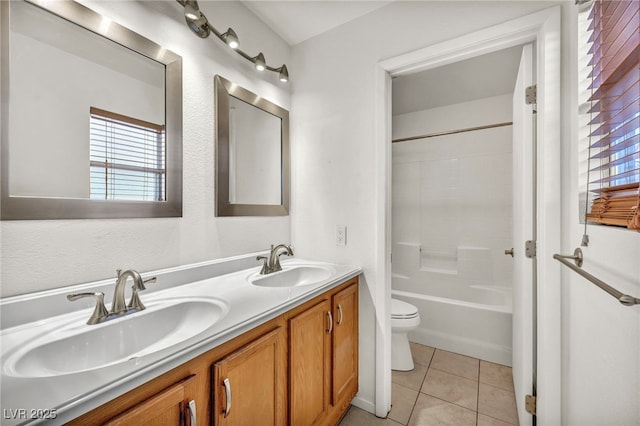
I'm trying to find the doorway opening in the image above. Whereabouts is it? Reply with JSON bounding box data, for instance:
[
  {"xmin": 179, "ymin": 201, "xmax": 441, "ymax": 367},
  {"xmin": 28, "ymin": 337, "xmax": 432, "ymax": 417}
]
[{"xmin": 390, "ymin": 43, "xmax": 534, "ymax": 426}]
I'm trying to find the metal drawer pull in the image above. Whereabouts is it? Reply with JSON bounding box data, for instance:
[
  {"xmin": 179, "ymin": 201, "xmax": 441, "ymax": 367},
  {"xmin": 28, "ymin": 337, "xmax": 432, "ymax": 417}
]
[
  {"xmin": 337, "ymin": 304, "xmax": 343, "ymax": 325},
  {"xmin": 223, "ymin": 378, "xmax": 232, "ymax": 418},
  {"xmin": 326, "ymin": 311, "xmax": 333, "ymax": 334},
  {"xmin": 187, "ymin": 399, "xmax": 196, "ymax": 426}
]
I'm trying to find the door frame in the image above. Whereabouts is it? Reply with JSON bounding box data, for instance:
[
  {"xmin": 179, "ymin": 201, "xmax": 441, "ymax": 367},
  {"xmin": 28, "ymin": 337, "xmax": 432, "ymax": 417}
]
[{"xmin": 373, "ymin": 6, "xmax": 562, "ymax": 423}]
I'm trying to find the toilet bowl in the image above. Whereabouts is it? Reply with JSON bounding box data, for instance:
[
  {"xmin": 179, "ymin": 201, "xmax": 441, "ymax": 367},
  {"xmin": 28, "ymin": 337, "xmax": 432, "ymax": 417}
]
[{"xmin": 391, "ymin": 298, "xmax": 421, "ymax": 371}]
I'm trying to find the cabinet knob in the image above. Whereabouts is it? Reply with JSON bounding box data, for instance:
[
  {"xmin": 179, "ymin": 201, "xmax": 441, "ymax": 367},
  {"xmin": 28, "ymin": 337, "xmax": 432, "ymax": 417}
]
[{"xmin": 337, "ymin": 304, "xmax": 343, "ymax": 326}]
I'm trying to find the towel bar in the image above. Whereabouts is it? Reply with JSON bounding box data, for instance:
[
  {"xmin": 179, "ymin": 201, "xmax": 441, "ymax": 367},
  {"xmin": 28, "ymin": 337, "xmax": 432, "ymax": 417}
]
[{"xmin": 553, "ymin": 248, "xmax": 640, "ymax": 307}]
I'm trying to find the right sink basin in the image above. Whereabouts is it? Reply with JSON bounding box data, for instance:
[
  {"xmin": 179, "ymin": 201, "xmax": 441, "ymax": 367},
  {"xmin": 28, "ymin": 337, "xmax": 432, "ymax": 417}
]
[{"xmin": 249, "ymin": 265, "xmax": 335, "ymax": 288}]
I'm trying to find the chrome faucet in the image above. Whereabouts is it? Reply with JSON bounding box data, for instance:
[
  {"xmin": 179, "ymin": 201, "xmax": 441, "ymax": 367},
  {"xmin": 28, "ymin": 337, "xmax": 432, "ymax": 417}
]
[
  {"xmin": 111, "ymin": 269, "xmax": 143, "ymax": 315},
  {"xmin": 257, "ymin": 244, "xmax": 294, "ymax": 275},
  {"xmin": 68, "ymin": 269, "xmax": 156, "ymax": 324},
  {"xmin": 111, "ymin": 269, "xmax": 157, "ymax": 315}
]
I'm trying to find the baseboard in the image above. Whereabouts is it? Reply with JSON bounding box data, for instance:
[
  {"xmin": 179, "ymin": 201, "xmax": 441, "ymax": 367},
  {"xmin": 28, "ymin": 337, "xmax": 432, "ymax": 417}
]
[
  {"xmin": 410, "ymin": 328, "xmax": 512, "ymax": 366},
  {"xmin": 350, "ymin": 396, "xmax": 376, "ymax": 415}
]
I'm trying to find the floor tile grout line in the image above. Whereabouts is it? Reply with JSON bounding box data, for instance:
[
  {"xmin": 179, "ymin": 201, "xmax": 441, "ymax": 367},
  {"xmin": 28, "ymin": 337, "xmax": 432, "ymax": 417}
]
[
  {"xmin": 394, "ymin": 345, "xmax": 518, "ymax": 426},
  {"xmin": 428, "ymin": 365, "xmax": 479, "ymax": 382},
  {"xmin": 413, "ymin": 392, "xmax": 479, "ymax": 415},
  {"xmin": 479, "ymin": 411, "xmax": 519, "ymax": 426},
  {"xmin": 403, "ymin": 346, "xmax": 435, "ymax": 425}
]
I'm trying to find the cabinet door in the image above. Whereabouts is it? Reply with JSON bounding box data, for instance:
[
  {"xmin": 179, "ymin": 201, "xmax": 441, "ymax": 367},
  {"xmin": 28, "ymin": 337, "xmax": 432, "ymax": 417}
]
[
  {"xmin": 289, "ymin": 299, "xmax": 332, "ymax": 426},
  {"xmin": 104, "ymin": 375, "xmax": 196, "ymax": 426},
  {"xmin": 212, "ymin": 327, "xmax": 286, "ymax": 426},
  {"xmin": 332, "ymin": 283, "xmax": 358, "ymax": 405}
]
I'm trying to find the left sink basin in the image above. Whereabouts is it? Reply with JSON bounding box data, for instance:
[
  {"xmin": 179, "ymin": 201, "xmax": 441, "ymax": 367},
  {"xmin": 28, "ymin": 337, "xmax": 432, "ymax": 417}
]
[{"xmin": 3, "ymin": 297, "xmax": 229, "ymax": 378}]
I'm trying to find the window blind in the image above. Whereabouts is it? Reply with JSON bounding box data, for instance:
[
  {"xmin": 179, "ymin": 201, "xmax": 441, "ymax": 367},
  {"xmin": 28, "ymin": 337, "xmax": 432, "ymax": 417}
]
[
  {"xmin": 584, "ymin": 0, "xmax": 640, "ymax": 230},
  {"xmin": 89, "ymin": 107, "xmax": 166, "ymax": 201}
]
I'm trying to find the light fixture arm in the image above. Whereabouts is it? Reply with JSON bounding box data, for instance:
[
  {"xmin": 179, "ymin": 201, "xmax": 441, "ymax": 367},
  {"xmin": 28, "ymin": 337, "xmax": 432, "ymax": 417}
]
[{"xmin": 176, "ymin": 0, "xmax": 289, "ymax": 82}]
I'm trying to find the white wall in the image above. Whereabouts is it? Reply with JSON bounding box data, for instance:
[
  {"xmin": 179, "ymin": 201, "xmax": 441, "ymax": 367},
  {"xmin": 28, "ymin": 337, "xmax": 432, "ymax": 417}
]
[
  {"xmin": 0, "ymin": 0, "xmax": 292, "ymax": 297},
  {"xmin": 289, "ymin": 0, "xmax": 559, "ymax": 414},
  {"xmin": 562, "ymin": 4, "xmax": 640, "ymax": 424}
]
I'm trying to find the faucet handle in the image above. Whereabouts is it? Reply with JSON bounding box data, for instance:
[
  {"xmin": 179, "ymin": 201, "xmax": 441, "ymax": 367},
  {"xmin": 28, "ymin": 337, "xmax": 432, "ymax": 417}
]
[
  {"xmin": 67, "ymin": 292, "xmax": 109, "ymax": 325},
  {"xmin": 257, "ymin": 256, "xmax": 269, "ymax": 275},
  {"xmin": 128, "ymin": 276, "xmax": 157, "ymax": 311},
  {"xmin": 139, "ymin": 276, "xmax": 158, "ymax": 292}
]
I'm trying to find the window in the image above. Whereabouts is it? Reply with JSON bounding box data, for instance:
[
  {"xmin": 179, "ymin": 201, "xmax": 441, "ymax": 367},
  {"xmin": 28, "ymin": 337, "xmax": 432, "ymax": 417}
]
[
  {"xmin": 89, "ymin": 107, "xmax": 166, "ymax": 201},
  {"xmin": 583, "ymin": 0, "xmax": 639, "ymax": 230}
]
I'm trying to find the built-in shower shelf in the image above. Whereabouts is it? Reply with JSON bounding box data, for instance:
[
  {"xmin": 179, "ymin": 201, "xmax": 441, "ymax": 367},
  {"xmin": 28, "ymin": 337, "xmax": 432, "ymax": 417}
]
[
  {"xmin": 420, "ymin": 266, "xmax": 458, "ymax": 275},
  {"xmin": 420, "ymin": 248, "xmax": 458, "ymax": 275},
  {"xmin": 392, "ymin": 272, "xmax": 411, "ymax": 280}
]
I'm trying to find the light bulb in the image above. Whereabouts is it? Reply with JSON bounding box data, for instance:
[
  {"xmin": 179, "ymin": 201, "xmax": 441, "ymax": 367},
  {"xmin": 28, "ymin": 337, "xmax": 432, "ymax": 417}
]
[
  {"xmin": 279, "ymin": 65, "xmax": 289, "ymax": 83},
  {"xmin": 184, "ymin": 2, "xmax": 199, "ymax": 20},
  {"xmin": 254, "ymin": 53, "xmax": 266, "ymax": 71},
  {"xmin": 223, "ymin": 28, "xmax": 239, "ymax": 49}
]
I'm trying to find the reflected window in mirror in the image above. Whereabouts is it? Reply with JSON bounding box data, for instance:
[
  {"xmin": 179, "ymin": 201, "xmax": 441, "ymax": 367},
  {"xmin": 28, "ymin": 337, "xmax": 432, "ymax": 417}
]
[
  {"xmin": 89, "ymin": 108, "xmax": 166, "ymax": 202},
  {"xmin": 0, "ymin": 0, "xmax": 182, "ymax": 220},
  {"xmin": 215, "ymin": 75, "xmax": 290, "ymax": 217}
]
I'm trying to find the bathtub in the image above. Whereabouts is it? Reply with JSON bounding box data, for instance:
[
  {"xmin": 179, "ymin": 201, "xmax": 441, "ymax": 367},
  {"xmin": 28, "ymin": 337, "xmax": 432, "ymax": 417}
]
[{"xmin": 392, "ymin": 278, "xmax": 512, "ymax": 366}]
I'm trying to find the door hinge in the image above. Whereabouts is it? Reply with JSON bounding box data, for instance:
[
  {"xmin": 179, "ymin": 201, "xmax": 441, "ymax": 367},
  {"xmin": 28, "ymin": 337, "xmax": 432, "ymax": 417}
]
[
  {"xmin": 525, "ymin": 394, "xmax": 537, "ymax": 415},
  {"xmin": 525, "ymin": 240, "xmax": 536, "ymax": 258},
  {"xmin": 525, "ymin": 85, "xmax": 537, "ymax": 105}
]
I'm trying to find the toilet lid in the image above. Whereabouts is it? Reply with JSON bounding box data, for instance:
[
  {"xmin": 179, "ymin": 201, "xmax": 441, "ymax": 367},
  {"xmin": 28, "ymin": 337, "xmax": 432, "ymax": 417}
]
[{"xmin": 391, "ymin": 298, "xmax": 419, "ymax": 319}]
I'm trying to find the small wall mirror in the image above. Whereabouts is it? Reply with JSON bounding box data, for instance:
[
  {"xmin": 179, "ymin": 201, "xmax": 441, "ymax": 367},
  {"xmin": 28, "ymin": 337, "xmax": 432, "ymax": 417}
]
[
  {"xmin": 215, "ymin": 75, "xmax": 289, "ymax": 216},
  {"xmin": 1, "ymin": 0, "xmax": 183, "ymax": 220}
]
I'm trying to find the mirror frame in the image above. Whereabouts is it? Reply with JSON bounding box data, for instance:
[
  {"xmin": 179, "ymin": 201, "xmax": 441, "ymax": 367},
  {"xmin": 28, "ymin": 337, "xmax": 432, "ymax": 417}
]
[
  {"xmin": 214, "ymin": 75, "xmax": 289, "ymax": 217},
  {"xmin": 0, "ymin": 0, "xmax": 183, "ymax": 220}
]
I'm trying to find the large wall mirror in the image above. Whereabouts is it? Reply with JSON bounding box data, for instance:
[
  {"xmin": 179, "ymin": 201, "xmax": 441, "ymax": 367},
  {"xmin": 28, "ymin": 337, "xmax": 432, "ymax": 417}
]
[
  {"xmin": 215, "ymin": 75, "xmax": 289, "ymax": 216},
  {"xmin": 0, "ymin": 0, "xmax": 182, "ymax": 220}
]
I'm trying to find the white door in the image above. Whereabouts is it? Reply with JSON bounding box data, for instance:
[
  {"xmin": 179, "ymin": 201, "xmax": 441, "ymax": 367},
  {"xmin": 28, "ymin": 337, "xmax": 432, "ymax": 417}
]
[{"xmin": 511, "ymin": 43, "xmax": 535, "ymax": 426}]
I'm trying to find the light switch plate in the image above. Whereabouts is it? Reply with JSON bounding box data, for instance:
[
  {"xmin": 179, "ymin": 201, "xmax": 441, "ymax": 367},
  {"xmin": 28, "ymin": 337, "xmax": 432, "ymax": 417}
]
[{"xmin": 336, "ymin": 225, "xmax": 347, "ymax": 247}]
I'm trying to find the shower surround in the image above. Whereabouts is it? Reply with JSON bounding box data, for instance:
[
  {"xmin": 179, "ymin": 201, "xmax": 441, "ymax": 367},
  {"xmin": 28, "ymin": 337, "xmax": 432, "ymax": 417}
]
[{"xmin": 392, "ymin": 94, "xmax": 514, "ymax": 365}]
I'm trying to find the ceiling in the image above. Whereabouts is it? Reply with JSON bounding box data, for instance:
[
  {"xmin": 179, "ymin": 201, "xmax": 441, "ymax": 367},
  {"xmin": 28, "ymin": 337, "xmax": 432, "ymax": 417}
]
[
  {"xmin": 240, "ymin": 1, "xmax": 523, "ymax": 114},
  {"xmin": 241, "ymin": 1, "xmax": 393, "ymax": 46},
  {"xmin": 392, "ymin": 45, "xmax": 525, "ymax": 115}
]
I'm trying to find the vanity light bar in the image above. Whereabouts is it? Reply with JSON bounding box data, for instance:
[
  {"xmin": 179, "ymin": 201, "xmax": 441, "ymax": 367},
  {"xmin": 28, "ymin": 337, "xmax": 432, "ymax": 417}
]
[{"xmin": 177, "ymin": 0, "xmax": 289, "ymax": 83}]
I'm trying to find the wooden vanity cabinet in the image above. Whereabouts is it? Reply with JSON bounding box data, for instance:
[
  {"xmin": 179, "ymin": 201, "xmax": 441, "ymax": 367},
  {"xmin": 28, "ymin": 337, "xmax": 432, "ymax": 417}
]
[
  {"xmin": 331, "ymin": 283, "xmax": 359, "ymax": 408},
  {"xmin": 289, "ymin": 278, "xmax": 359, "ymax": 426},
  {"xmin": 65, "ymin": 277, "xmax": 358, "ymax": 426},
  {"xmin": 211, "ymin": 327, "xmax": 286, "ymax": 426},
  {"xmin": 289, "ymin": 299, "xmax": 332, "ymax": 425}
]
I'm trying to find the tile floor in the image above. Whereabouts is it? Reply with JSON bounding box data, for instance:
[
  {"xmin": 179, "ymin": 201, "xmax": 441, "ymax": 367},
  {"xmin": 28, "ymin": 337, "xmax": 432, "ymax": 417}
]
[{"xmin": 339, "ymin": 343, "xmax": 519, "ymax": 426}]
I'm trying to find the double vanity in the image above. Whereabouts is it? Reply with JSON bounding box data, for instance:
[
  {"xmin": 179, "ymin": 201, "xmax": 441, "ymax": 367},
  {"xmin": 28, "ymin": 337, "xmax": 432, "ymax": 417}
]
[{"xmin": 0, "ymin": 252, "xmax": 361, "ymax": 425}]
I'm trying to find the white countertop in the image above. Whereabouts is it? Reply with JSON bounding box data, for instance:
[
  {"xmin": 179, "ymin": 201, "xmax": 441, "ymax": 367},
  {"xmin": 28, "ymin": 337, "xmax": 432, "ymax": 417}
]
[{"xmin": 0, "ymin": 255, "xmax": 361, "ymax": 425}]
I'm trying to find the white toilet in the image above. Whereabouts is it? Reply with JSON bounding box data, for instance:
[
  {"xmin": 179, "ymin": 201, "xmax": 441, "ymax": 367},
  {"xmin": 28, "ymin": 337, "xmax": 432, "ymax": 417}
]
[{"xmin": 391, "ymin": 298, "xmax": 421, "ymax": 371}]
